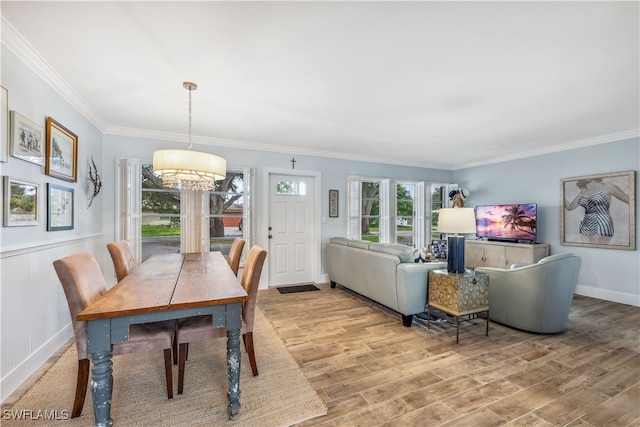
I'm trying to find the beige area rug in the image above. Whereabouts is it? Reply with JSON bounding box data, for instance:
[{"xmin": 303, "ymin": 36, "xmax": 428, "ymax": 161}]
[{"xmin": 4, "ymin": 308, "xmax": 326, "ymax": 426}]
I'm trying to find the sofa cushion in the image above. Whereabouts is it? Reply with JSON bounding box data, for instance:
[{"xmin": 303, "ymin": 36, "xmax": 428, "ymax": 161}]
[
  {"xmin": 347, "ymin": 239, "xmax": 372, "ymax": 250},
  {"xmin": 328, "ymin": 237, "xmax": 349, "ymax": 246},
  {"xmin": 369, "ymin": 243, "xmax": 414, "ymax": 263}
]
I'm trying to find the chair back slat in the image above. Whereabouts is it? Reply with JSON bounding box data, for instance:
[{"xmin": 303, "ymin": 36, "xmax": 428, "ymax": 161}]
[
  {"xmin": 107, "ymin": 240, "xmax": 136, "ymax": 282},
  {"xmin": 227, "ymin": 238, "xmax": 246, "ymax": 276},
  {"xmin": 53, "ymin": 253, "xmax": 107, "ymax": 360},
  {"xmin": 240, "ymin": 246, "xmax": 267, "ymax": 331}
]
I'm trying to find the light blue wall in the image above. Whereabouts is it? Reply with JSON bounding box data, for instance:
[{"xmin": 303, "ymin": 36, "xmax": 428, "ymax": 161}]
[
  {"xmin": 100, "ymin": 133, "xmax": 453, "ymax": 276},
  {"xmin": 1, "ymin": 40, "xmax": 639, "ymax": 402},
  {"xmin": 453, "ymin": 138, "xmax": 640, "ymax": 305},
  {"xmin": 1, "ymin": 46, "xmax": 105, "ymax": 401},
  {"xmin": 0, "ymin": 48, "xmax": 104, "ymax": 248}
]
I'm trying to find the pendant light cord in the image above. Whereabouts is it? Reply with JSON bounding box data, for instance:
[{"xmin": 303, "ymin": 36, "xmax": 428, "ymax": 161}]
[{"xmin": 187, "ymin": 86, "xmax": 193, "ymax": 151}]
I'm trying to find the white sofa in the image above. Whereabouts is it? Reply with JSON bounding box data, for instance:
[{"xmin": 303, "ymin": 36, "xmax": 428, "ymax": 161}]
[
  {"xmin": 325, "ymin": 237, "xmax": 446, "ymax": 327},
  {"xmin": 476, "ymin": 253, "xmax": 581, "ymax": 333}
]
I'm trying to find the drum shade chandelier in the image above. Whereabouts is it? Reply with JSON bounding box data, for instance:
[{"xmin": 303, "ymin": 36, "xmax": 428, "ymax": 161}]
[{"xmin": 153, "ymin": 82, "xmax": 226, "ymax": 190}]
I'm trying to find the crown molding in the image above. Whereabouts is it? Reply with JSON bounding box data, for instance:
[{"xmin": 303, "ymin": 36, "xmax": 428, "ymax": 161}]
[
  {"xmin": 104, "ymin": 125, "xmax": 445, "ymax": 169},
  {"xmin": 454, "ymin": 129, "xmax": 640, "ymax": 170},
  {"xmin": 1, "ymin": 17, "xmax": 108, "ymax": 131}
]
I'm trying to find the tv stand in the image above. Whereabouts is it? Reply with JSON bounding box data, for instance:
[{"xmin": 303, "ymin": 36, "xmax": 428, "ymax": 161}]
[{"xmin": 465, "ymin": 240, "xmax": 549, "ymax": 269}]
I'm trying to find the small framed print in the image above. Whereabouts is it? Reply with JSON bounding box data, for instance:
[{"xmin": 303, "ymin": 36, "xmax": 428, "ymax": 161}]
[
  {"xmin": 46, "ymin": 117, "xmax": 78, "ymax": 182},
  {"xmin": 431, "ymin": 239, "xmax": 447, "ymax": 259},
  {"xmin": 1, "ymin": 86, "xmax": 8, "ymax": 163},
  {"xmin": 10, "ymin": 111, "xmax": 45, "ymax": 165},
  {"xmin": 329, "ymin": 189, "xmax": 339, "ymax": 218},
  {"xmin": 3, "ymin": 176, "xmax": 39, "ymax": 227},
  {"xmin": 47, "ymin": 183, "xmax": 74, "ymax": 231}
]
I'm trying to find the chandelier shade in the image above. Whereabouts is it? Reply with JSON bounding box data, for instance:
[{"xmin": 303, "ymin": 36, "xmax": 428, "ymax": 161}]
[
  {"xmin": 153, "ymin": 81, "xmax": 226, "ymax": 191},
  {"xmin": 152, "ymin": 149, "xmax": 226, "ymax": 190}
]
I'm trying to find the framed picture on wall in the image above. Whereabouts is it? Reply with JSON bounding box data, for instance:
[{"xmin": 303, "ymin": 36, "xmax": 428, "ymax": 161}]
[
  {"xmin": 45, "ymin": 117, "xmax": 78, "ymax": 182},
  {"xmin": 431, "ymin": 239, "xmax": 447, "ymax": 259},
  {"xmin": 47, "ymin": 183, "xmax": 74, "ymax": 231},
  {"xmin": 329, "ymin": 189, "xmax": 339, "ymax": 218},
  {"xmin": 561, "ymin": 170, "xmax": 635, "ymax": 250},
  {"xmin": 3, "ymin": 176, "xmax": 39, "ymax": 227},
  {"xmin": 10, "ymin": 111, "xmax": 45, "ymax": 165}
]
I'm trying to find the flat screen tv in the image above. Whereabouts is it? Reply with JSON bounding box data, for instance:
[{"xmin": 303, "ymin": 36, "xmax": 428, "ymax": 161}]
[{"xmin": 475, "ymin": 203, "xmax": 537, "ymax": 242}]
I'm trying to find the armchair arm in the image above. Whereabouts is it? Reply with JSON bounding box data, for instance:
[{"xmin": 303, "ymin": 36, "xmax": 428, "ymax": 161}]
[
  {"xmin": 396, "ymin": 262, "xmax": 446, "ymax": 315},
  {"xmin": 509, "ymin": 262, "xmax": 530, "ymax": 269}
]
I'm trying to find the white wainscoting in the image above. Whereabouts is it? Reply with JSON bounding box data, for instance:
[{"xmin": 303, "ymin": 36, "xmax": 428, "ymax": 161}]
[{"xmin": 0, "ymin": 234, "xmax": 103, "ymax": 402}]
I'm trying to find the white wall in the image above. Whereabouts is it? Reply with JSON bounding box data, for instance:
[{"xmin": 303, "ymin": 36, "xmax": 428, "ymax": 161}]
[{"xmin": 453, "ymin": 138, "xmax": 640, "ymax": 306}]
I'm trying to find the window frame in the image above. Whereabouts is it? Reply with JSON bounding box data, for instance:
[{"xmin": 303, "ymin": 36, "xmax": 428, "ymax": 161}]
[{"xmin": 116, "ymin": 157, "xmax": 253, "ymax": 264}]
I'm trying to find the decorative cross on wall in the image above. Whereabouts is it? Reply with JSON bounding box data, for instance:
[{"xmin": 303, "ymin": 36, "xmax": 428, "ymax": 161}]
[{"xmin": 291, "ymin": 158, "xmax": 296, "ymax": 169}]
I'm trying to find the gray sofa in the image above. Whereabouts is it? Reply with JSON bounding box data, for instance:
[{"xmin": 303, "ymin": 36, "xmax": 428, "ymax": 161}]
[
  {"xmin": 476, "ymin": 253, "xmax": 581, "ymax": 333},
  {"xmin": 325, "ymin": 237, "xmax": 446, "ymax": 327}
]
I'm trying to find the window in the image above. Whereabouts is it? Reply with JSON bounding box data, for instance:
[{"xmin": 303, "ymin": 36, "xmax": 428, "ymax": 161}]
[
  {"xmin": 208, "ymin": 170, "xmax": 245, "ymax": 253},
  {"xmin": 116, "ymin": 158, "xmax": 252, "ymax": 263},
  {"xmin": 141, "ymin": 163, "xmax": 181, "ymax": 260},
  {"xmin": 430, "ymin": 184, "xmax": 446, "ymax": 240},
  {"xmin": 361, "ymin": 180, "xmax": 381, "ymax": 242},
  {"xmin": 396, "ymin": 182, "xmax": 415, "ymax": 246},
  {"xmin": 346, "ymin": 175, "xmax": 448, "ymax": 249}
]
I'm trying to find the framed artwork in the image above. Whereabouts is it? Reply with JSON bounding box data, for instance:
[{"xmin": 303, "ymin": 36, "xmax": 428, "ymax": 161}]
[
  {"xmin": 45, "ymin": 117, "xmax": 78, "ymax": 182},
  {"xmin": 1, "ymin": 86, "xmax": 8, "ymax": 163},
  {"xmin": 329, "ymin": 189, "xmax": 339, "ymax": 218},
  {"xmin": 47, "ymin": 183, "xmax": 74, "ymax": 231},
  {"xmin": 561, "ymin": 170, "xmax": 635, "ymax": 250},
  {"xmin": 431, "ymin": 239, "xmax": 447, "ymax": 259},
  {"xmin": 3, "ymin": 176, "xmax": 39, "ymax": 227},
  {"xmin": 10, "ymin": 111, "xmax": 45, "ymax": 165}
]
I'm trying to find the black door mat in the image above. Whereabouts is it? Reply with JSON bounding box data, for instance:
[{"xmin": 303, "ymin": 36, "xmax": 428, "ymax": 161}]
[{"xmin": 277, "ymin": 284, "xmax": 320, "ymax": 294}]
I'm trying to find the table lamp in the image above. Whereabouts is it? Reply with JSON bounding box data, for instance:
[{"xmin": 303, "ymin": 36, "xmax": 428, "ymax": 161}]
[{"xmin": 437, "ymin": 207, "xmax": 476, "ymax": 273}]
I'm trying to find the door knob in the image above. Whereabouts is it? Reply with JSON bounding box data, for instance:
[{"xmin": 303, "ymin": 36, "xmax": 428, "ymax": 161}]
[
  {"xmin": 268, "ymin": 234, "xmax": 272, "ymax": 239},
  {"xmin": 268, "ymin": 226, "xmax": 272, "ymax": 231}
]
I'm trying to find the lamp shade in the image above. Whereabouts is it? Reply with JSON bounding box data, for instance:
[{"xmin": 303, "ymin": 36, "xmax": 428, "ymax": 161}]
[
  {"xmin": 437, "ymin": 208, "xmax": 476, "ymax": 234},
  {"xmin": 153, "ymin": 149, "xmax": 226, "ymax": 190}
]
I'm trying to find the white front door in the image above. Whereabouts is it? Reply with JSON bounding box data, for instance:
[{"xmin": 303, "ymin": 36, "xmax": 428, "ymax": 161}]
[{"xmin": 268, "ymin": 173, "xmax": 315, "ymax": 286}]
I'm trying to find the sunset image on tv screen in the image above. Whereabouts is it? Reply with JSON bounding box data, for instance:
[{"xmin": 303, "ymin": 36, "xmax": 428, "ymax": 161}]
[{"xmin": 475, "ymin": 204, "xmax": 537, "ymax": 241}]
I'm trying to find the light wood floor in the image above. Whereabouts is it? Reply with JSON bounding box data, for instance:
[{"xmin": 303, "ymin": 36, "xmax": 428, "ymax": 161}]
[{"xmin": 258, "ymin": 283, "xmax": 640, "ymax": 427}]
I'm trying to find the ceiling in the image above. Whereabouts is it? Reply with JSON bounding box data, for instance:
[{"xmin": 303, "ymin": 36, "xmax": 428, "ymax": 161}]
[{"xmin": 1, "ymin": 1, "xmax": 638, "ymax": 170}]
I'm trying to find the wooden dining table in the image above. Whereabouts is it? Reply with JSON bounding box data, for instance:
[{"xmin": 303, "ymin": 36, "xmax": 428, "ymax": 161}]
[{"xmin": 77, "ymin": 251, "xmax": 248, "ymax": 427}]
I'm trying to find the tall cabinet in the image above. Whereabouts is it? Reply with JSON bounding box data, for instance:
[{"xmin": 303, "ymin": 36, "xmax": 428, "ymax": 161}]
[{"xmin": 465, "ymin": 240, "xmax": 549, "ymax": 269}]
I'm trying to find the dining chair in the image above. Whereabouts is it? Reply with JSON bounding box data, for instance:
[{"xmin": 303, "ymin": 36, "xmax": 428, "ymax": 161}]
[
  {"xmin": 107, "ymin": 240, "xmax": 136, "ymax": 282},
  {"xmin": 227, "ymin": 238, "xmax": 245, "ymax": 276},
  {"xmin": 53, "ymin": 252, "xmax": 175, "ymax": 418},
  {"xmin": 175, "ymin": 245, "xmax": 267, "ymax": 394}
]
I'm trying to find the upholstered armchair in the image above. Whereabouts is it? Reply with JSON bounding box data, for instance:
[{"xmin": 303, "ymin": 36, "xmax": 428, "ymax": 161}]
[{"xmin": 475, "ymin": 253, "xmax": 581, "ymax": 333}]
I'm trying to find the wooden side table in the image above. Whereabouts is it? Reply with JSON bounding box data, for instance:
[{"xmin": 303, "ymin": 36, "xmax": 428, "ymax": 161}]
[{"xmin": 427, "ymin": 268, "xmax": 489, "ymax": 343}]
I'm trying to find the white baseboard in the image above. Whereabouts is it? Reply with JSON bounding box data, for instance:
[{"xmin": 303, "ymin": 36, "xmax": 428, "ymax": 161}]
[
  {"xmin": 575, "ymin": 285, "xmax": 640, "ymax": 307},
  {"xmin": 0, "ymin": 324, "xmax": 73, "ymax": 403}
]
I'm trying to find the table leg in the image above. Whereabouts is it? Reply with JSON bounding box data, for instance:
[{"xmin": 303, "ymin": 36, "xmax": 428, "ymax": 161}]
[
  {"xmin": 486, "ymin": 310, "xmax": 490, "ymax": 336},
  {"xmin": 456, "ymin": 316, "xmax": 460, "ymax": 344},
  {"xmin": 226, "ymin": 328, "xmax": 242, "ymax": 420},
  {"xmin": 89, "ymin": 349, "xmax": 114, "ymax": 427}
]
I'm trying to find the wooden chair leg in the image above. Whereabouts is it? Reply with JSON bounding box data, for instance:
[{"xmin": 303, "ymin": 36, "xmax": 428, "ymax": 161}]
[
  {"xmin": 163, "ymin": 348, "xmax": 173, "ymax": 399},
  {"xmin": 177, "ymin": 343, "xmax": 188, "ymax": 395},
  {"xmin": 172, "ymin": 334, "xmax": 178, "ymax": 366},
  {"xmin": 243, "ymin": 332, "xmax": 258, "ymax": 376},
  {"xmin": 72, "ymin": 359, "xmax": 90, "ymax": 418}
]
